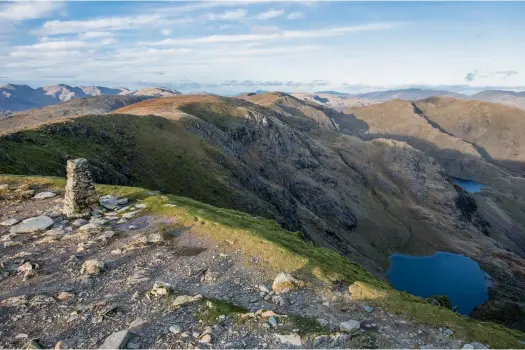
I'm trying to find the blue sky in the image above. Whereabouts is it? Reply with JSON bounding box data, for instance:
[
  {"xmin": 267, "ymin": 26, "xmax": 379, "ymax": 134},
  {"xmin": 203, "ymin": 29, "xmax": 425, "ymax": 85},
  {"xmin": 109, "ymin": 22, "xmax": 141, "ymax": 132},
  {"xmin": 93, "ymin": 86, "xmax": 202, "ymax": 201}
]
[{"xmin": 0, "ymin": 1, "xmax": 524, "ymax": 94}]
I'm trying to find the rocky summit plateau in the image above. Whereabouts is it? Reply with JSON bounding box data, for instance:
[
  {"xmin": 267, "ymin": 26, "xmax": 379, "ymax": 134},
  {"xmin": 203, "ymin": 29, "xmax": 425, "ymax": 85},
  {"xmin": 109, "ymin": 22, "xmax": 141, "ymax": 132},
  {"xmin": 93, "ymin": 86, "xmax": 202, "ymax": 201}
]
[{"xmin": 1, "ymin": 88, "xmax": 525, "ymax": 349}]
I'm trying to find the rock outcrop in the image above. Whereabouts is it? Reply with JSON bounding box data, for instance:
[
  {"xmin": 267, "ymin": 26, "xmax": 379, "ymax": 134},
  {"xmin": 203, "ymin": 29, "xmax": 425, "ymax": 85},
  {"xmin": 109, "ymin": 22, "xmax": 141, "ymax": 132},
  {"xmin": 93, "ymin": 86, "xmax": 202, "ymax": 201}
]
[{"xmin": 63, "ymin": 159, "xmax": 99, "ymax": 218}]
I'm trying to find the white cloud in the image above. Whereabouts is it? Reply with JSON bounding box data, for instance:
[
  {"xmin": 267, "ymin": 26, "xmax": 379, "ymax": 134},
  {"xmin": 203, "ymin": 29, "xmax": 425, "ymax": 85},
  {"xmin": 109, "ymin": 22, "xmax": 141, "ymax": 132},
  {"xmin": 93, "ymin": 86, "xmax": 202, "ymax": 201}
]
[
  {"xmin": 78, "ymin": 31, "xmax": 114, "ymax": 40},
  {"xmin": 287, "ymin": 12, "xmax": 305, "ymax": 20},
  {"xmin": 0, "ymin": 1, "xmax": 63, "ymax": 22},
  {"xmin": 161, "ymin": 29, "xmax": 171, "ymax": 36},
  {"xmin": 151, "ymin": 23, "xmax": 402, "ymax": 46},
  {"xmin": 37, "ymin": 15, "xmax": 171, "ymax": 35},
  {"xmin": 12, "ymin": 40, "xmax": 86, "ymax": 52},
  {"xmin": 8, "ymin": 39, "xmax": 115, "ymax": 58},
  {"xmin": 255, "ymin": 9, "xmax": 285, "ymax": 20},
  {"xmin": 203, "ymin": 9, "xmax": 248, "ymax": 21}
]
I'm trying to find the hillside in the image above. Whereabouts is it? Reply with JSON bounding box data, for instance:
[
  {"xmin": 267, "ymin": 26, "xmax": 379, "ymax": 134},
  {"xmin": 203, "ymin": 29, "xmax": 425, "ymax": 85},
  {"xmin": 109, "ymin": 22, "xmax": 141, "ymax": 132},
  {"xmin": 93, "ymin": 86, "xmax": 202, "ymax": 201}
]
[
  {"xmin": 471, "ymin": 90, "xmax": 525, "ymax": 110},
  {"xmin": 0, "ymin": 95, "xmax": 153, "ymax": 135},
  {"xmin": 125, "ymin": 87, "xmax": 182, "ymax": 98},
  {"xmin": 0, "ymin": 93, "xmax": 525, "ymax": 327},
  {"xmin": 2, "ymin": 93, "xmax": 525, "ymax": 331},
  {"xmin": 356, "ymin": 89, "xmax": 466, "ymax": 102},
  {"xmin": 415, "ymin": 97, "xmax": 525, "ymax": 173},
  {"xmin": 1, "ymin": 175, "xmax": 524, "ymax": 348},
  {"xmin": 291, "ymin": 93, "xmax": 375, "ymax": 112},
  {"xmin": 346, "ymin": 97, "xmax": 525, "ymax": 176}
]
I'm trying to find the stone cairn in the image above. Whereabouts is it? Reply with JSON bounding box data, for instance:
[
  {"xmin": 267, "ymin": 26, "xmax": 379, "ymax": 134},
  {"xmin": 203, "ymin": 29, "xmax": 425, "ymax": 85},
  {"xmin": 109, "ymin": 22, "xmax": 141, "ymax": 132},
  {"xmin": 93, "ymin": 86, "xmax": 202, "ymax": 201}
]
[{"xmin": 63, "ymin": 158, "xmax": 99, "ymax": 218}]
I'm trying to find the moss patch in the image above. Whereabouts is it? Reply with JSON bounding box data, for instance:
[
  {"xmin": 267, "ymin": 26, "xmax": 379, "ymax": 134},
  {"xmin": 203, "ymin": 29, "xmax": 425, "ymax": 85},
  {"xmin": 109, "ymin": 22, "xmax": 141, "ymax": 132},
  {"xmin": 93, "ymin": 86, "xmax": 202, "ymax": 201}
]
[{"xmin": 195, "ymin": 299, "xmax": 248, "ymax": 325}]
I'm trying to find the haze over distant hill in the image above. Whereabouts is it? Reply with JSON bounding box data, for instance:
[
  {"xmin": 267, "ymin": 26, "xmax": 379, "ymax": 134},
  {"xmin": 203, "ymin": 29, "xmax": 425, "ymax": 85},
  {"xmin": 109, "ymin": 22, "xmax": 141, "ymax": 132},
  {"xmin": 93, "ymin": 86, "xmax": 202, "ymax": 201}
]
[
  {"xmin": 0, "ymin": 95, "xmax": 153, "ymax": 135},
  {"xmin": 0, "ymin": 84, "xmax": 180, "ymax": 114},
  {"xmin": 354, "ymin": 88, "xmax": 466, "ymax": 101},
  {"xmin": 291, "ymin": 92, "xmax": 376, "ymax": 111},
  {"xmin": 313, "ymin": 88, "xmax": 525, "ymax": 111}
]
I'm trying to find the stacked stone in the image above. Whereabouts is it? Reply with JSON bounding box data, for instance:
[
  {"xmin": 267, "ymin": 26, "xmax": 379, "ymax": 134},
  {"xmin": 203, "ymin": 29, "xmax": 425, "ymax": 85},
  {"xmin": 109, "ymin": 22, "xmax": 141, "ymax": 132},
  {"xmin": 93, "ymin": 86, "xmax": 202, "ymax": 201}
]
[{"xmin": 63, "ymin": 158, "xmax": 99, "ymax": 218}]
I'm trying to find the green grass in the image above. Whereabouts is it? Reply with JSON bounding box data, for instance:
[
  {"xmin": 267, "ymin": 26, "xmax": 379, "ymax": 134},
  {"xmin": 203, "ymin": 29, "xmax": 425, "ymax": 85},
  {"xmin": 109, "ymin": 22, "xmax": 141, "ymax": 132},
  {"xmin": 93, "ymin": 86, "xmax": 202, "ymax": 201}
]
[
  {"xmin": 287, "ymin": 315, "xmax": 330, "ymax": 336},
  {"xmin": 0, "ymin": 114, "xmax": 268, "ymax": 214},
  {"xmin": 195, "ymin": 299, "xmax": 248, "ymax": 324},
  {"xmin": 2, "ymin": 174, "xmax": 525, "ymax": 348}
]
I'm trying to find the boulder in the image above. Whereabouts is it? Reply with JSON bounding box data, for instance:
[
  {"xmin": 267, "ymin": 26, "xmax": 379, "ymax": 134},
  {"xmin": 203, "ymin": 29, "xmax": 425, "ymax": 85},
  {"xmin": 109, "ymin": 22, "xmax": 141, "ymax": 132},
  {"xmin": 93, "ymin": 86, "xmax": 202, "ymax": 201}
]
[
  {"xmin": 56, "ymin": 292, "xmax": 74, "ymax": 301},
  {"xmin": 146, "ymin": 233, "xmax": 164, "ymax": 243},
  {"xmin": 99, "ymin": 195, "xmax": 119, "ymax": 210},
  {"xmin": 272, "ymin": 272, "xmax": 304, "ymax": 292},
  {"xmin": 34, "ymin": 191, "xmax": 57, "ymax": 199},
  {"xmin": 10, "ymin": 216, "xmax": 53, "ymax": 234},
  {"xmin": 99, "ymin": 330, "xmax": 131, "ymax": 349},
  {"xmin": 81, "ymin": 260, "xmax": 105, "ymax": 275},
  {"xmin": 149, "ymin": 281, "xmax": 172, "ymax": 297},
  {"xmin": 199, "ymin": 334, "xmax": 212, "ymax": 344},
  {"xmin": 275, "ymin": 333, "xmax": 302, "ymax": 346},
  {"xmin": 340, "ymin": 320, "xmax": 361, "ymax": 332}
]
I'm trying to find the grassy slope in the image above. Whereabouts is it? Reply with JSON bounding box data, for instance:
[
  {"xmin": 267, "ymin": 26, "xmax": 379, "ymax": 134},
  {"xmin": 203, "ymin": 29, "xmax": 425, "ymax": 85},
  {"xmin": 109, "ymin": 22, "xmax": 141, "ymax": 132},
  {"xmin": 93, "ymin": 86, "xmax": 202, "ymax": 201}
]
[
  {"xmin": 0, "ymin": 113, "xmax": 273, "ymax": 217},
  {"xmin": 1, "ymin": 173, "xmax": 524, "ymax": 348}
]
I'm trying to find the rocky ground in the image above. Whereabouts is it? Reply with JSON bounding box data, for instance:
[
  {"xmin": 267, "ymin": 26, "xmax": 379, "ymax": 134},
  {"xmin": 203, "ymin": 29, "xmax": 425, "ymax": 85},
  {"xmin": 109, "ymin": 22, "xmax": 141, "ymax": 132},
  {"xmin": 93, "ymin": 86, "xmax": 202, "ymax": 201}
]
[{"xmin": 0, "ymin": 181, "xmax": 491, "ymax": 349}]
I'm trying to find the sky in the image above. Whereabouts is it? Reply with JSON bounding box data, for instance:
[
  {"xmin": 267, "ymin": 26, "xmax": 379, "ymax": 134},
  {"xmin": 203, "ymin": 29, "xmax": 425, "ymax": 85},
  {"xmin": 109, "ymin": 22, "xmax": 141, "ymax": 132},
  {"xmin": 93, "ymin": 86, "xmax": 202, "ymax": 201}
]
[{"xmin": 0, "ymin": 0, "xmax": 524, "ymax": 94}]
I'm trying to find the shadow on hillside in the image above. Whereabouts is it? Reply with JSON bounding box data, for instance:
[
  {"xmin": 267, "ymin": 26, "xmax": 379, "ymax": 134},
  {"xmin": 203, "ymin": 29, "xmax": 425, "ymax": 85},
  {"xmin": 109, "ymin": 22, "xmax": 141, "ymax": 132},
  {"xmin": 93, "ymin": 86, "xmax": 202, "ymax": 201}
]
[{"xmin": 356, "ymin": 131, "xmax": 525, "ymax": 183}]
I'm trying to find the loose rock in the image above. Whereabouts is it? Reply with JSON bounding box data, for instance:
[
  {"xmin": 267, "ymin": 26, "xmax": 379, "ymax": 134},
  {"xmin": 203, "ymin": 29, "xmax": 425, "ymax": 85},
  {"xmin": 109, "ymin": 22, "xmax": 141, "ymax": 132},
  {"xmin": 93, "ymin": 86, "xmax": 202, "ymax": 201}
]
[
  {"xmin": 149, "ymin": 281, "xmax": 172, "ymax": 297},
  {"xmin": 275, "ymin": 333, "xmax": 302, "ymax": 346},
  {"xmin": 81, "ymin": 260, "xmax": 105, "ymax": 275},
  {"xmin": 10, "ymin": 215, "xmax": 54, "ymax": 234},
  {"xmin": 100, "ymin": 330, "xmax": 131, "ymax": 349},
  {"xmin": 362, "ymin": 303, "xmax": 375, "ymax": 313},
  {"xmin": 56, "ymin": 292, "xmax": 74, "ymax": 301},
  {"xmin": 99, "ymin": 195, "xmax": 119, "ymax": 210},
  {"xmin": 172, "ymin": 295, "xmax": 202, "ymax": 307},
  {"xmin": 34, "ymin": 191, "xmax": 57, "ymax": 199},
  {"xmin": 169, "ymin": 325, "xmax": 182, "ymax": 335},
  {"xmin": 340, "ymin": 320, "xmax": 361, "ymax": 332},
  {"xmin": 272, "ymin": 272, "xmax": 304, "ymax": 292}
]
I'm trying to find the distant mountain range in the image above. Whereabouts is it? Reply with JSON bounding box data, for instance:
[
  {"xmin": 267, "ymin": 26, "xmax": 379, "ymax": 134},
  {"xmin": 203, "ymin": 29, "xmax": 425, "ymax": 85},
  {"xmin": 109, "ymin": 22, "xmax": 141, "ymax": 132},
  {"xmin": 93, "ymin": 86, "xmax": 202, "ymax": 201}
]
[
  {"xmin": 2, "ymin": 84, "xmax": 525, "ymax": 115},
  {"xmin": 0, "ymin": 84, "xmax": 181, "ymax": 114},
  {"xmin": 311, "ymin": 88, "xmax": 525, "ymax": 110}
]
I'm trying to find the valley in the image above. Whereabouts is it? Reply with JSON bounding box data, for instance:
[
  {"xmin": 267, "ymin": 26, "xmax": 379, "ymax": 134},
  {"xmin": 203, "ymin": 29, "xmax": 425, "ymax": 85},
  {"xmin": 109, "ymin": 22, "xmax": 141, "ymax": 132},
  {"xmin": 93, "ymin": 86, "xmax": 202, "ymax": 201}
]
[{"xmin": 2, "ymin": 91, "xmax": 525, "ymax": 335}]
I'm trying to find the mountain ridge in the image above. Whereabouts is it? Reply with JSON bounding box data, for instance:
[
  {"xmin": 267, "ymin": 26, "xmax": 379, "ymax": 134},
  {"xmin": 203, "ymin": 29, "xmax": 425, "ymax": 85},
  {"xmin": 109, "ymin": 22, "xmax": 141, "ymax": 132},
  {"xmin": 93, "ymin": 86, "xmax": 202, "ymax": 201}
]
[{"xmin": 0, "ymin": 84, "xmax": 181, "ymax": 114}]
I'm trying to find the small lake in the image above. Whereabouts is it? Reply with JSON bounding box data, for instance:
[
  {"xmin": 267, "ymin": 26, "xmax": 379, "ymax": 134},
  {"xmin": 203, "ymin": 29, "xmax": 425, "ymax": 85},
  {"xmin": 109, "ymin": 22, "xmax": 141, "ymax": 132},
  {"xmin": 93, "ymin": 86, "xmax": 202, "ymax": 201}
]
[
  {"xmin": 451, "ymin": 177, "xmax": 485, "ymax": 193},
  {"xmin": 386, "ymin": 252, "xmax": 491, "ymax": 315}
]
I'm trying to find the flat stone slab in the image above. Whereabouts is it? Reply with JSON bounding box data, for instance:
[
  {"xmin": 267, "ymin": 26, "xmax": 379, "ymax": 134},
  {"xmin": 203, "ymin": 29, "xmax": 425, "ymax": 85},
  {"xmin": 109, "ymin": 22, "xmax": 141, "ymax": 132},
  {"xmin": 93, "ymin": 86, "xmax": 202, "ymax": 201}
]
[
  {"xmin": 33, "ymin": 191, "xmax": 57, "ymax": 199},
  {"xmin": 100, "ymin": 195, "xmax": 119, "ymax": 210},
  {"xmin": 9, "ymin": 216, "xmax": 54, "ymax": 234}
]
